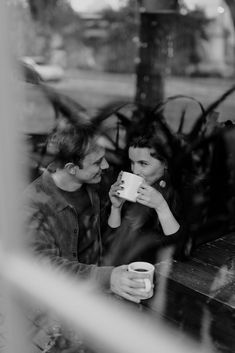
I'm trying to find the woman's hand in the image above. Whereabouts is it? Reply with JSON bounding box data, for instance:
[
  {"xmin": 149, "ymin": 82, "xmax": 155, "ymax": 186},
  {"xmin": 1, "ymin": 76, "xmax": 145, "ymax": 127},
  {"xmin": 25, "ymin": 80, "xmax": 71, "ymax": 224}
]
[
  {"xmin": 137, "ymin": 181, "xmax": 180, "ymax": 235},
  {"xmin": 109, "ymin": 172, "xmax": 125, "ymax": 209},
  {"xmin": 136, "ymin": 181, "xmax": 167, "ymax": 211}
]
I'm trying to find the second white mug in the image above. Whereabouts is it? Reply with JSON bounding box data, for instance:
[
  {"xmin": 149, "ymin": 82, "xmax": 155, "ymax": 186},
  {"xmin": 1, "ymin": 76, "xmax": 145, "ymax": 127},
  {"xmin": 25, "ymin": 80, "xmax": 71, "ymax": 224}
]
[{"xmin": 128, "ymin": 261, "xmax": 155, "ymax": 300}]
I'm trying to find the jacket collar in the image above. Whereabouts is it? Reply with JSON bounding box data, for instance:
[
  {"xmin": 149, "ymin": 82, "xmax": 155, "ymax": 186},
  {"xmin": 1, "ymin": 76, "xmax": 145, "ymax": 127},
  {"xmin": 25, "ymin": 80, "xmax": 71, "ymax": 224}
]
[{"xmin": 41, "ymin": 170, "xmax": 97, "ymax": 213}]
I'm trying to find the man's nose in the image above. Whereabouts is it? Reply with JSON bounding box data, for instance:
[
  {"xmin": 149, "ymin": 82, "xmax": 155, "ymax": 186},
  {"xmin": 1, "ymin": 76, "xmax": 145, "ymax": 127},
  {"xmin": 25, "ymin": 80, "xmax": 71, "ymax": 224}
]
[{"xmin": 101, "ymin": 158, "xmax": 109, "ymax": 170}]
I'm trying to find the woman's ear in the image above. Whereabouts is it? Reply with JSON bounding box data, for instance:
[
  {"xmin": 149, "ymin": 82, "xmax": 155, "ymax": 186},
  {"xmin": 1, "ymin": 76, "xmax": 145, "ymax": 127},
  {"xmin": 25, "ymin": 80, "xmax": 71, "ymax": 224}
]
[{"xmin": 65, "ymin": 163, "xmax": 77, "ymax": 175}]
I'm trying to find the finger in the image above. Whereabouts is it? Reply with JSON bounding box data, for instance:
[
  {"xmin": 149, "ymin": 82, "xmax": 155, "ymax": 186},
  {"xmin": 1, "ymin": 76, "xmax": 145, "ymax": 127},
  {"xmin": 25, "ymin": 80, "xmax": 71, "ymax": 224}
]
[
  {"xmin": 136, "ymin": 195, "xmax": 148, "ymax": 203},
  {"xmin": 138, "ymin": 185, "xmax": 145, "ymax": 192},
  {"xmin": 117, "ymin": 171, "xmax": 123, "ymax": 182},
  {"xmin": 120, "ymin": 276, "xmax": 148, "ymax": 292},
  {"xmin": 111, "ymin": 283, "xmax": 141, "ymax": 303},
  {"xmin": 139, "ymin": 182, "xmax": 148, "ymax": 189},
  {"xmin": 118, "ymin": 292, "xmax": 140, "ymax": 303},
  {"xmin": 124, "ymin": 286, "xmax": 151, "ymax": 299},
  {"xmin": 127, "ymin": 279, "xmax": 155, "ymax": 291},
  {"xmin": 111, "ymin": 181, "xmax": 123, "ymax": 189},
  {"xmin": 120, "ymin": 283, "xmax": 144, "ymax": 296},
  {"xmin": 137, "ymin": 190, "xmax": 148, "ymax": 198},
  {"xmin": 120, "ymin": 264, "xmax": 128, "ymax": 270},
  {"xmin": 112, "ymin": 185, "xmax": 123, "ymax": 193},
  {"xmin": 124, "ymin": 279, "xmax": 145, "ymax": 290},
  {"xmin": 138, "ymin": 187, "xmax": 150, "ymax": 196},
  {"xmin": 127, "ymin": 272, "xmax": 151, "ymax": 281},
  {"xmin": 116, "ymin": 190, "xmax": 123, "ymax": 198}
]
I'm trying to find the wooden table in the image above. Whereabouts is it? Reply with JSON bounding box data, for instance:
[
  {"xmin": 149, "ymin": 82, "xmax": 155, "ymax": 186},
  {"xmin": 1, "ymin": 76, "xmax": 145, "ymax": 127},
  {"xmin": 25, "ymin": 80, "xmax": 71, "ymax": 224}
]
[{"xmin": 143, "ymin": 232, "xmax": 235, "ymax": 353}]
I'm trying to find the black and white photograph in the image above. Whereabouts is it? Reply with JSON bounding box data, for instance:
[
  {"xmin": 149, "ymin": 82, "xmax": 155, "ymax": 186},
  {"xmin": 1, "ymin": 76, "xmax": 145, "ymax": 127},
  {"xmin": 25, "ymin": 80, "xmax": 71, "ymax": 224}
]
[{"xmin": 0, "ymin": 1, "xmax": 235, "ymax": 352}]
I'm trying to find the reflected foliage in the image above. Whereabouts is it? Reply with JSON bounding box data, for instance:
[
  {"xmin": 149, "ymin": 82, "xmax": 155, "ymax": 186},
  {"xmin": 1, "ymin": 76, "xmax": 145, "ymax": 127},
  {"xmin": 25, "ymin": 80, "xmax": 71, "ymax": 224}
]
[
  {"xmin": 23, "ymin": 61, "xmax": 235, "ymax": 259},
  {"xmin": 91, "ymin": 89, "xmax": 235, "ymax": 256},
  {"xmin": 21, "ymin": 65, "xmax": 235, "ymax": 353}
]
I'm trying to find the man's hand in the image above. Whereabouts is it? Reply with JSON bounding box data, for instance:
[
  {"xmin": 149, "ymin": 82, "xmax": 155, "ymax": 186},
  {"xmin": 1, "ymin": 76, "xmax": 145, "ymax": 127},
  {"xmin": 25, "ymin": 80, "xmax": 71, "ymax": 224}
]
[{"xmin": 110, "ymin": 265, "xmax": 152, "ymax": 303}]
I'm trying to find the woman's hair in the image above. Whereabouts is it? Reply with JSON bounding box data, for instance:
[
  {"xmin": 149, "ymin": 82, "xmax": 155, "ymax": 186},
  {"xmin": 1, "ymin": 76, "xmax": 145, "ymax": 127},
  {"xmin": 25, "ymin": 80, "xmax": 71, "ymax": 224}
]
[
  {"xmin": 46, "ymin": 118, "xmax": 97, "ymax": 168},
  {"xmin": 129, "ymin": 127, "xmax": 170, "ymax": 164}
]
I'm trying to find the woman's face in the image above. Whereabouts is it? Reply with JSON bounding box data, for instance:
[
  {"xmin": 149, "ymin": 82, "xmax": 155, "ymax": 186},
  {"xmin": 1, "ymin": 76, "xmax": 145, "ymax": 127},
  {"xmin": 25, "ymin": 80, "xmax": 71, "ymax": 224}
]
[{"xmin": 128, "ymin": 147, "xmax": 165, "ymax": 185}]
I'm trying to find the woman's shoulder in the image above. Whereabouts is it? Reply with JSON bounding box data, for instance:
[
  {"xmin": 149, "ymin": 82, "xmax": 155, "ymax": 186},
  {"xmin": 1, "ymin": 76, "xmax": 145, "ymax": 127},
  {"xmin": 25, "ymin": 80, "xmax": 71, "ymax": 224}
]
[{"xmin": 153, "ymin": 173, "xmax": 175, "ymax": 199}]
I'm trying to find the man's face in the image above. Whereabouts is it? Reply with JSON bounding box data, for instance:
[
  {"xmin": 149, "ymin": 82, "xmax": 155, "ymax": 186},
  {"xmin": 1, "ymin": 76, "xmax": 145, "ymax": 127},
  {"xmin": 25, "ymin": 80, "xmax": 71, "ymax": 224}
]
[{"xmin": 75, "ymin": 145, "xmax": 109, "ymax": 184}]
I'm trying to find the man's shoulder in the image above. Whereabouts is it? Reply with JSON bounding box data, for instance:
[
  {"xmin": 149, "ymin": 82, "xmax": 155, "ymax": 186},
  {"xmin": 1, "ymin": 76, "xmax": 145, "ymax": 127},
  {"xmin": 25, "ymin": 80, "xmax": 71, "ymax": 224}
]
[{"xmin": 23, "ymin": 171, "xmax": 54, "ymax": 206}]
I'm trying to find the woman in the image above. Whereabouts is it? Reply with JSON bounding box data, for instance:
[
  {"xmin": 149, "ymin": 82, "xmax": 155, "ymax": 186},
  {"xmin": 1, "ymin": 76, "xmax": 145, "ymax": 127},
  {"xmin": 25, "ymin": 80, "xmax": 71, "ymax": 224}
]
[{"xmin": 104, "ymin": 130, "xmax": 184, "ymax": 266}]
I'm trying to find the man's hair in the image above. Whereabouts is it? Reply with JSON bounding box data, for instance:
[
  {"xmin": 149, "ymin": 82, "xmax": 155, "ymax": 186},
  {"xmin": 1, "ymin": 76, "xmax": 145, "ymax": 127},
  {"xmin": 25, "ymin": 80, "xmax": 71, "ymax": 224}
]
[{"xmin": 46, "ymin": 119, "xmax": 97, "ymax": 168}]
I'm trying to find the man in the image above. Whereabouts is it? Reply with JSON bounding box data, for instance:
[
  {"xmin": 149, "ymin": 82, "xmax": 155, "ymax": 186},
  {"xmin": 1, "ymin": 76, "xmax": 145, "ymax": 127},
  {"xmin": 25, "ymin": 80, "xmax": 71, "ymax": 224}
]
[
  {"xmin": 25, "ymin": 120, "xmax": 151, "ymax": 296},
  {"xmin": 24, "ymin": 120, "xmax": 150, "ymax": 351}
]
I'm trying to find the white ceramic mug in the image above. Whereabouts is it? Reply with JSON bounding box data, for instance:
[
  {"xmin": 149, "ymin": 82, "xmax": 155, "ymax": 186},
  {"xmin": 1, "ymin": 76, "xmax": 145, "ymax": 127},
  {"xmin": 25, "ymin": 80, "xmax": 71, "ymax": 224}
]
[
  {"xmin": 128, "ymin": 261, "xmax": 155, "ymax": 300},
  {"xmin": 118, "ymin": 172, "xmax": 144, "ymax": 202}
]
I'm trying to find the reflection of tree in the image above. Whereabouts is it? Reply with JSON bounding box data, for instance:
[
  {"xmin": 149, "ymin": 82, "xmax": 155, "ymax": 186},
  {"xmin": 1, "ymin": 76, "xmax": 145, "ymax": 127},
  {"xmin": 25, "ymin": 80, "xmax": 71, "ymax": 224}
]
[
  {"xmin": 24, "ymin": 0, "xmax": 85, "ymax": 65},
  {"xmin": 170, "ymin": 8, "xmax": 210, "ymax": 74},
  {"xmin": 185, "ymin": 9, "xmax": 209, "ymax": 65},
  {"xmin": 98, "ymin": 0, "xmax": 138, "ymax": 72},
  {"xmin": 27, "ymin": 0, "xmax": 78, "ymax": 29},
  {"xmin": 225, "ymin": 0, "xmax": 235, "ymax": 28},
  {"xmin": 27, "ymin": 0, "xmax": 60, "ymax": 22}
]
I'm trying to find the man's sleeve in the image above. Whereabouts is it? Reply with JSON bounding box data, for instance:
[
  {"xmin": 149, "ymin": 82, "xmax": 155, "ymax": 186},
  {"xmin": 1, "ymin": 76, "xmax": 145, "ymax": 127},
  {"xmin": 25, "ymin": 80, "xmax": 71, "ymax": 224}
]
[{"xmin": 24, "ymin": 197, "xmax": 113, "ymax": 291}]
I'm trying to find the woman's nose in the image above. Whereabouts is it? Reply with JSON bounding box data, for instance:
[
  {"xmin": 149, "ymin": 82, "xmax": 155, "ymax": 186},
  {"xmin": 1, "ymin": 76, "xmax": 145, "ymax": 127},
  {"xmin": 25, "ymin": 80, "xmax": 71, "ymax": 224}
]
[
  {"xmin": 132, "ymin": 164, "xmax": 139, "ymax": 175},
  {"xmin": 101, "ymin": 158, "xmax": 109, "ymax": 170}
]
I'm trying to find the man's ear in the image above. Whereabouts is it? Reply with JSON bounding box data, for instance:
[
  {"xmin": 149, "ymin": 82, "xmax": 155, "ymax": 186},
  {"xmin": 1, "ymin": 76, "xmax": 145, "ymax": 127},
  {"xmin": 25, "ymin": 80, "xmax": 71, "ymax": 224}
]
[{"xmin": 65, "ymin": 163, "xmax": 77, "ymax": 175}]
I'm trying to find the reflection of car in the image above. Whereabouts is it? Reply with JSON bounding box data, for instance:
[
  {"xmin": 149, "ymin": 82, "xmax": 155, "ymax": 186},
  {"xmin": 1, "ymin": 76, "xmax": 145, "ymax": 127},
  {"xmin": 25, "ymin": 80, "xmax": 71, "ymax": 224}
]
[{"xmin": 21, "ymin": 56, "xmax": 64, "ymax": 82}]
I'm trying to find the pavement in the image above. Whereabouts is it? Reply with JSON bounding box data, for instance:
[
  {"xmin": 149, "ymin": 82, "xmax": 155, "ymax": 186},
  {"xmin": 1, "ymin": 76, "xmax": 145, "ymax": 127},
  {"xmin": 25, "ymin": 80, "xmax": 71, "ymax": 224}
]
[
  {"xmin": 22, "ymin": 69, "xmax": 235, "ymax": 135},
  {"xmin": 51, "ymin": 69, "xmax": 235, "ymax": 125}
]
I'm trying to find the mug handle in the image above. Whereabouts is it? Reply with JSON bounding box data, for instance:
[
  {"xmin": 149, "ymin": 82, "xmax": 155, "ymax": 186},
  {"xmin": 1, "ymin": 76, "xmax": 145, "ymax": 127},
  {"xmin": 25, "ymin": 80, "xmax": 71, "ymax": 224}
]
[{"xmin": 144, "ymin": 278, "xmax": 151, "ymax": 292}]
